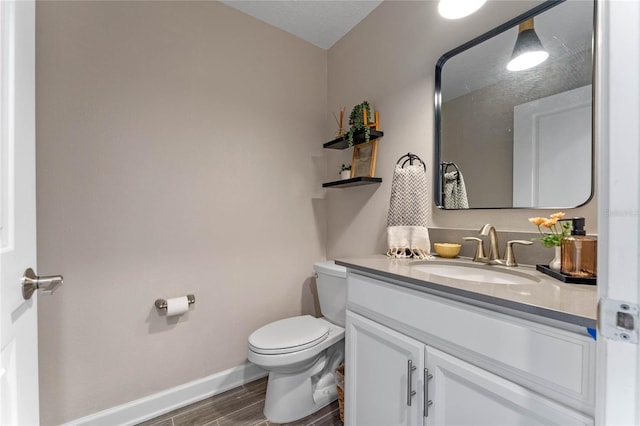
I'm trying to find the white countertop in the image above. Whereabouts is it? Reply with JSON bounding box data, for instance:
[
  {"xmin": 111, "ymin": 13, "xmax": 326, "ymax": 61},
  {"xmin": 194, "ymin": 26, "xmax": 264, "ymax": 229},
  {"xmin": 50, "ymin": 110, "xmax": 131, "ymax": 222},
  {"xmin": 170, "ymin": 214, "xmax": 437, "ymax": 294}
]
[{"xmin": 336, "ymin": 255, "xmax": 597, "ymax": 328}]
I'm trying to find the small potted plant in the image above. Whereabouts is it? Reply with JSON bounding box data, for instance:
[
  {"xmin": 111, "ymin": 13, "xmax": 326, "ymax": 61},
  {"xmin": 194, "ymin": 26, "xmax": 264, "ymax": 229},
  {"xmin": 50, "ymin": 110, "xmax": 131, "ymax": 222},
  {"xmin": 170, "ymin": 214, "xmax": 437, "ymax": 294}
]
[
  {"xmin": 340, "ymin": 164, "xmax": 352, "ymax": 180},
  {"xmin": 344, "ymin": 101, "xmax": 372, "ymax": 147},
  {"xmin": 528, "ymin": 212, "xmax": 571, "ymax": 271}
]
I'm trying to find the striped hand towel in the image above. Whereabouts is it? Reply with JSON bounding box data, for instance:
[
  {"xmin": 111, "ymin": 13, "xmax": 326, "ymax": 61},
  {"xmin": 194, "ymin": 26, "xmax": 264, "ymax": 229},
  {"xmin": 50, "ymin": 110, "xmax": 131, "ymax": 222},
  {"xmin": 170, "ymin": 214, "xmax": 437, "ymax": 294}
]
[{"xmin": 386, "ymin": 164, "xmax": 430, "ymax": 259}]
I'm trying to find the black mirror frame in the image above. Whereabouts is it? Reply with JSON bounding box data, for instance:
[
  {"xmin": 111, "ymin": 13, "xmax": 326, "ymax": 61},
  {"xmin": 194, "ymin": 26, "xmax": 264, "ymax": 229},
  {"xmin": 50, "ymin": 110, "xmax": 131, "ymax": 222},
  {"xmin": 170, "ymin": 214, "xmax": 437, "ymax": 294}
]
[{"xmin": 434, "ymin": 0, "xmax": 596, "ymax": 210}]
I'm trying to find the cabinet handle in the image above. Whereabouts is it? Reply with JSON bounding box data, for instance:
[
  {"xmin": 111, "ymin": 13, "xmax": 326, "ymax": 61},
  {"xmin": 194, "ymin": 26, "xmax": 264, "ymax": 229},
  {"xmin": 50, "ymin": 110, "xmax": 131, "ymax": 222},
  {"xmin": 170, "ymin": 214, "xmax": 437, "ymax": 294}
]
[
  {"xmin": 406, "ymin": 360, "xmax": 417, "ymax": 406},
  {"xmin": 424, "ymin": 368, "xmax": 433, "ymax": 417}
]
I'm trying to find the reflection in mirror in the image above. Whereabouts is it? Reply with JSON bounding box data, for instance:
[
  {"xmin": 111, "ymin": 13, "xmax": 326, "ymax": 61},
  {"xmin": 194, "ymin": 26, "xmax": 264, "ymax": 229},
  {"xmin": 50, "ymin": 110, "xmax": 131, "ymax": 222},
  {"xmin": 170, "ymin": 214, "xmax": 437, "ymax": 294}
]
[{"xmin": 435, "ymin": 0, "xmax": 594, "ymax": 209}]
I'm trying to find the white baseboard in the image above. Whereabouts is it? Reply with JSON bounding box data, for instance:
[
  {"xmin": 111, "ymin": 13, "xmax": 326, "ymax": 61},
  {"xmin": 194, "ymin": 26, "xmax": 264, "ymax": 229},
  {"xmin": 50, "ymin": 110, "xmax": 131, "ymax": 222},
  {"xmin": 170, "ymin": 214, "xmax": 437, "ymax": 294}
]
[{"xmin": 64, "ymin": 362, "xmax": 267, "ymax": 426}]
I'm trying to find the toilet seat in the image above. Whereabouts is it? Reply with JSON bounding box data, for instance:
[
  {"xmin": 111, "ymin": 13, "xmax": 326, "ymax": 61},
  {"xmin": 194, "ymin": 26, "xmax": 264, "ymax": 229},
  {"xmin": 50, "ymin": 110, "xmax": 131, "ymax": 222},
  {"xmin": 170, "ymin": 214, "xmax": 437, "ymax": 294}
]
[{"xmin": 248, "ymin": 315, "xmax": 329, "ymax": 355}]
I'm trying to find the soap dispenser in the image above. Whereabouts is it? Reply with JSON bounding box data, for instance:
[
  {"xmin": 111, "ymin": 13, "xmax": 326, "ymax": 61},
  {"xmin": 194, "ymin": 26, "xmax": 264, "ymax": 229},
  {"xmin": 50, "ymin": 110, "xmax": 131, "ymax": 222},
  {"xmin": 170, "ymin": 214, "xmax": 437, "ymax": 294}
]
[{"xmin": 560, "ymin": 217, "xmax": 597, "ymax": 278}]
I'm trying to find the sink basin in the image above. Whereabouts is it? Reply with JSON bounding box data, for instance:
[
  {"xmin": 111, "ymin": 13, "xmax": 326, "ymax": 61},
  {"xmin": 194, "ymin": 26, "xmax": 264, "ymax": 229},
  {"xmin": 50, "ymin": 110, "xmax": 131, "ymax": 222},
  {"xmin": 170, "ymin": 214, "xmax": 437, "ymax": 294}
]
[{"xmin": 410, "ymin": 261, "xmax": 540, "ymax": 285}]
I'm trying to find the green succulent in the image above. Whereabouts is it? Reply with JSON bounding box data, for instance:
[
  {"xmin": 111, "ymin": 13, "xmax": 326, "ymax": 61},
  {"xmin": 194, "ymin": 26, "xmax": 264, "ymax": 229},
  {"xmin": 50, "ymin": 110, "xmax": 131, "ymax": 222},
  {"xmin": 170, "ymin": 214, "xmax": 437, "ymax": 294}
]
[
  {"xmin": 339, "ymin": 164, "xmax": 352, "ymax": 173},
  {"xmin": 344, "ymin": 101, "xmax": 371, "ymax": 147}
]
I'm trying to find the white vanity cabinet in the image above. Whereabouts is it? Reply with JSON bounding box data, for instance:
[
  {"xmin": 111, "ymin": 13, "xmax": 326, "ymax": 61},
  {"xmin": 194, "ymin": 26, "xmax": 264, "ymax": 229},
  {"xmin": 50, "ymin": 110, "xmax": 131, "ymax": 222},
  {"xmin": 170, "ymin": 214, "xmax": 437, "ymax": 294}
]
[
  {"xmin": 346, "ymin": 311, "xmax": 424, "ymax": 425},
  {"xmin": 345, "ymin": 272, "xmax": 595, "ymax": 426},
  {"xmin": 424, "ymin": 345, "xmax": 592, "ymax": 425}
]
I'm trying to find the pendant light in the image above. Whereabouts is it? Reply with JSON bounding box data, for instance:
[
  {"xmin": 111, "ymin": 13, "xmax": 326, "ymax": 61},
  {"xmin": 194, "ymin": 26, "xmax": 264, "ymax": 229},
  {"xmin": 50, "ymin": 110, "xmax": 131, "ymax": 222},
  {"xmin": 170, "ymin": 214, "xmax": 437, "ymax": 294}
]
[
  {"xmin": 506, "ymin": 18, "xmax": 549, "ymax": 71},
  {"xmin": 438, "ymin": 0, "xmax": 486, "ymax": 20}
]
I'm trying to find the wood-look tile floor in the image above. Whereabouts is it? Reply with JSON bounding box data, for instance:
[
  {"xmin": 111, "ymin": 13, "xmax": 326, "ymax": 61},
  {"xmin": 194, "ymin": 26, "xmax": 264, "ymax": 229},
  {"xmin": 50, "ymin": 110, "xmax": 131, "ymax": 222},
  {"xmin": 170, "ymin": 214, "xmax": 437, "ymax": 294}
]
[{"xmin": 137, "ymin": 377, "xmax": 343, "ymax": 426}]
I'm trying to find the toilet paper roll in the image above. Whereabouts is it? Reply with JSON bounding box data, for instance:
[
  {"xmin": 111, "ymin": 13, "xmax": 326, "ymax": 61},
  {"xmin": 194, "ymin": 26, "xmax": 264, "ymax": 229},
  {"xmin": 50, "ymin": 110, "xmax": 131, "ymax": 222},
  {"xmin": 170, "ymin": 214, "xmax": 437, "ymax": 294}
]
[{"xmin": 166, "ymin": 296, "xmax": 189, "ymax": 317}]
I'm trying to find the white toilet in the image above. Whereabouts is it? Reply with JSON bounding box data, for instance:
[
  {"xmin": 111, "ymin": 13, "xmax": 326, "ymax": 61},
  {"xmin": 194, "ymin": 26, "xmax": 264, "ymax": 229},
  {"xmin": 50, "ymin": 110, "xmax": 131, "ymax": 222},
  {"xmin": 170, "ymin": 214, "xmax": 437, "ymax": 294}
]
[{"xmin": 247, "ymin": 261, "xmax": 347, "ymax": 423}]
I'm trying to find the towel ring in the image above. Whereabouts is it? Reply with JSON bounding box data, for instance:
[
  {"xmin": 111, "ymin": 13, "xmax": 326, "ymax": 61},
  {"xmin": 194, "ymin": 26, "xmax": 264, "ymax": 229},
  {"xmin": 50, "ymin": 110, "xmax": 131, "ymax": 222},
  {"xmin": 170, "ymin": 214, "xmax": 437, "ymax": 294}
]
[
  {"xmin": 397, "ymin": 152, "xmax": 426, "ymax": 171},
  {"xmin": 441, "ymin": 161, "xmax": 461, "ymax": 183}
]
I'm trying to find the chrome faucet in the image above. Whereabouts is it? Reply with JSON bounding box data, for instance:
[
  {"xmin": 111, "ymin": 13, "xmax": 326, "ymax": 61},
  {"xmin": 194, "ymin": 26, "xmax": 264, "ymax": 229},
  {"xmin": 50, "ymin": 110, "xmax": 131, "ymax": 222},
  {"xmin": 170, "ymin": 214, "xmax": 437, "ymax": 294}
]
[{"xmin": 479, "ymin": 224, "xmax": 500, "ymax": 263}]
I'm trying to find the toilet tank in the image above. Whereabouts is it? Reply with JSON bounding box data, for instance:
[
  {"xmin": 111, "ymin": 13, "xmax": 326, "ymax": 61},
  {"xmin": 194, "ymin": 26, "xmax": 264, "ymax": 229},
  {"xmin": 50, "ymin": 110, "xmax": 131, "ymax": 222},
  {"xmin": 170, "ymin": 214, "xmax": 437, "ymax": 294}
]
[{"xmin": 313, "ymin": 261, "xmax": 347, "ymax": 327}]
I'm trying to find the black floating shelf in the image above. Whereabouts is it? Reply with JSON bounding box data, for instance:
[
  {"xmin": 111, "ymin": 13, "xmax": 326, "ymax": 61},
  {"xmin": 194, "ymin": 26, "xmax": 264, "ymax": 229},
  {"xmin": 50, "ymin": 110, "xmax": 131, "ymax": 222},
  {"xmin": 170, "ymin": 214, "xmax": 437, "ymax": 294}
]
[
  {"xmin": 322, "ymin": 177, "xmax": 382, "ymax": 188},
  {"xmin": 323, "ymin": 129, "xmax": 384, "ymax": 150}
]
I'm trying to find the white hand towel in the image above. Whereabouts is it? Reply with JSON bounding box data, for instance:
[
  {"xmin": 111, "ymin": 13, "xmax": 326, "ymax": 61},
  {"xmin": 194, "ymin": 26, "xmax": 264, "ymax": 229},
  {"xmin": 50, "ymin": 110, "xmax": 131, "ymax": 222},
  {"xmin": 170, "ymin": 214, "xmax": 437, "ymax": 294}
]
[{"xmin": 386, "ymin": 164, "xmax": 431, "ymax": 259}]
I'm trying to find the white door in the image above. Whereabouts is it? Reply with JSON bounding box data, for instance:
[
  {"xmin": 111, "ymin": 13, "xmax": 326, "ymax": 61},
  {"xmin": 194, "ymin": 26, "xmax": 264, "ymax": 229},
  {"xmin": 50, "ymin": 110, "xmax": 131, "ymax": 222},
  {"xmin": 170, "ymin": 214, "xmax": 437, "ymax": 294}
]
[
  {"xmin": 0, "ymin": 1, "xmax": 39, "ymax": 424},
  {"xmin": 596, "ymin": 0, "xmax": 640, "ymax": 424},
  {"xmin": 512, "ymin": 85, "xmax": 592, "ymax": 208},
  {"xmin": 345, "ymin": 311, "xmax": 424, "ymax": 426},
  {"xmin": 424, "ymin": 346, "xmax": 593, "ymax": 426}
]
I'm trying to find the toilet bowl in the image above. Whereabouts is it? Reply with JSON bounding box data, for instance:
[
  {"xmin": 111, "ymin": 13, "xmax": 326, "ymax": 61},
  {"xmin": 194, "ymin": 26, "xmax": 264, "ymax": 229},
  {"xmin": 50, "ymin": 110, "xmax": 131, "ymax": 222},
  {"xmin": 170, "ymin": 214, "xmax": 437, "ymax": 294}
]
[{"xmin": 247, "ymin": 261, "xmax": 347, "ymax": 424}]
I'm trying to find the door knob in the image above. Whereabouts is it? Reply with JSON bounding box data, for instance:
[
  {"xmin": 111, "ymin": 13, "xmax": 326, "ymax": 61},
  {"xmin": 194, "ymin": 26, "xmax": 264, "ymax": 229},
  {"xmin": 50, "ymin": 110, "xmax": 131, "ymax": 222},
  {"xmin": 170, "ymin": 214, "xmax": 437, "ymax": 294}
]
[{"xmin": 22, "ymin": 268, "xmax": 63, "ymax": 300}]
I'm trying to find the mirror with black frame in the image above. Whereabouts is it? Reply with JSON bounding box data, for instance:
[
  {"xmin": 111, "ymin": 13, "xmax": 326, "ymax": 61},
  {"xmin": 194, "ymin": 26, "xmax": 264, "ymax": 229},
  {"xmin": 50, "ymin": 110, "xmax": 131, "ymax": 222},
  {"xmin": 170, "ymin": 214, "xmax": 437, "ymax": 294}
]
[{"xmin": 434, "ymin": 0, "xmax": 595, "ymax": 209}]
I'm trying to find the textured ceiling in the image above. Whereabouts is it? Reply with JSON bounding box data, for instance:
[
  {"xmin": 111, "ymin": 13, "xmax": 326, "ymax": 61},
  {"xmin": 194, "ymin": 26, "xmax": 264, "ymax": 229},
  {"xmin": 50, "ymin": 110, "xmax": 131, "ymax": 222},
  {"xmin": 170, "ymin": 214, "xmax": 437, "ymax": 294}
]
[
  {"xmin": 442, "ymin": 0, "xmax": 592, "ymax": 101},
  {"xmin": 220, "ymin": 0, "xmax": 384, "ymax": 49}
]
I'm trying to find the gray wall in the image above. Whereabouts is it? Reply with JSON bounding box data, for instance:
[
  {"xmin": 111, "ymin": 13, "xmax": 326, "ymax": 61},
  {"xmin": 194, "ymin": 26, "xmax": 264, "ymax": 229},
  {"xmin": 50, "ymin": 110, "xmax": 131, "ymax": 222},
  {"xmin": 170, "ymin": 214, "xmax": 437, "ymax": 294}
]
[{"xmin": 36, "ymin": 2, "xmax": 327, "ymax": 423}]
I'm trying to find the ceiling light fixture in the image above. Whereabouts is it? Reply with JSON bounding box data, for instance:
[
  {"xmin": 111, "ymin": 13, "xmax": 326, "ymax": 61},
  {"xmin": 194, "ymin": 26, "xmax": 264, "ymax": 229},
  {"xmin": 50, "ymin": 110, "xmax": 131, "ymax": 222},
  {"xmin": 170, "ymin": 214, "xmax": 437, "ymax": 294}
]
[
  {"xmin": 438, "ymin": 0, "xmax": 487, "ymax": 20},
  {"xmin": 506, "ymin": 18, "xmax": 549, "ymax": 71}
]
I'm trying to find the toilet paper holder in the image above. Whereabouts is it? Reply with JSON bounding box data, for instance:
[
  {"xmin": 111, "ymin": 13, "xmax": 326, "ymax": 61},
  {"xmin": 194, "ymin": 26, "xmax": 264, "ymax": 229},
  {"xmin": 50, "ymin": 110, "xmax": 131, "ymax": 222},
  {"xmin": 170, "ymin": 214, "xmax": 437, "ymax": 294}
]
[{"xmin": 155, "ymin": 294, "xmax": 196, "ymax": 311}]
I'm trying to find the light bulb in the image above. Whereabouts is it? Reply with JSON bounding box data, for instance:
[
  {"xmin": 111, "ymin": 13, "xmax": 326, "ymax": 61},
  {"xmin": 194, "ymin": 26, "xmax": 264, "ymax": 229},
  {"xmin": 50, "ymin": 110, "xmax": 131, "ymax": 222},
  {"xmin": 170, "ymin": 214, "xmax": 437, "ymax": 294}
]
[
  {"xmin": 438, "ymin": 0, "xmax": 487, "ymax": 20},
  {"xmin": 507, "ymin": 50, "xmax": 549, "ymax": 71}
]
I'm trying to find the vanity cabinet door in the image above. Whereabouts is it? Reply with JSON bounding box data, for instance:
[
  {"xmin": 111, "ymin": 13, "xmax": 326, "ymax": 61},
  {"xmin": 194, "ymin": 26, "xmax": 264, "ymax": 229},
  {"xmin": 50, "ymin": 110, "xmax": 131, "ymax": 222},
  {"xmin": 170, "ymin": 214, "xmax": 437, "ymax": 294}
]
[
  {"xmin": 346, "ymin": 311, "xmax": 424, "ymax": 426},
  {"xmin": 424, "ymin": 346, "xmax": 593, "ymax": 426}
]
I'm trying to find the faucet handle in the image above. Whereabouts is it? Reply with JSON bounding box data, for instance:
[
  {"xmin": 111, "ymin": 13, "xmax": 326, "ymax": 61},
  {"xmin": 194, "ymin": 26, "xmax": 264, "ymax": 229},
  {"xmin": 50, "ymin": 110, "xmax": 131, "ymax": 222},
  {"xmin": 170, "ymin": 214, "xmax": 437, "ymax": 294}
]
[
  {"xmin": 502, "ymin": 240, "xmax": 533, "ymax": 267},
  {"xmin": 463, "ymin": 237, "xmax": 486, "ymax": 262}
]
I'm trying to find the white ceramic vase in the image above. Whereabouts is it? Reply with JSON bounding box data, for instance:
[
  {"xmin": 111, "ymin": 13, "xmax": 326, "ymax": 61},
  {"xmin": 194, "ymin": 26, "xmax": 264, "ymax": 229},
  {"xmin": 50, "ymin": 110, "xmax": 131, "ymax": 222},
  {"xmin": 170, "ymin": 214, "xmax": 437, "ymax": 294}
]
[
  {"xmin": 340, "ymin": 170, "xmax": 351, "ymax": 180},
  {"xmin": 549, "ymin": 246, "xmax": 562, "ymax": 271}
]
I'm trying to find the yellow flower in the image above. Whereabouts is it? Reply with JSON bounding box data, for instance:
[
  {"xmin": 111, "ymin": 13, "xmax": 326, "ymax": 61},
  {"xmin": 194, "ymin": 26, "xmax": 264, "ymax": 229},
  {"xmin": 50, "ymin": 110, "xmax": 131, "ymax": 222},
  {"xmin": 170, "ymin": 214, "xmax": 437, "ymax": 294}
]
[
  {"xmin": 528, "ymin": 217, "xmax": 546, "ymax": 226},
  {"xmin": 529, "ymin": 212, "xmax": 570, "ymax": 248}
]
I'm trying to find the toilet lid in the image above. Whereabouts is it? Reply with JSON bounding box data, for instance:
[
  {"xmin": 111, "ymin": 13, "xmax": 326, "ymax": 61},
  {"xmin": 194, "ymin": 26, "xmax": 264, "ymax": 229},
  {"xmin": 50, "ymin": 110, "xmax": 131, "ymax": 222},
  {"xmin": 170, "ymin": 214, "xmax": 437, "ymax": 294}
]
[{"xmin": 248, "ymin": 315, "xmax": 329, "ymax": 355}]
